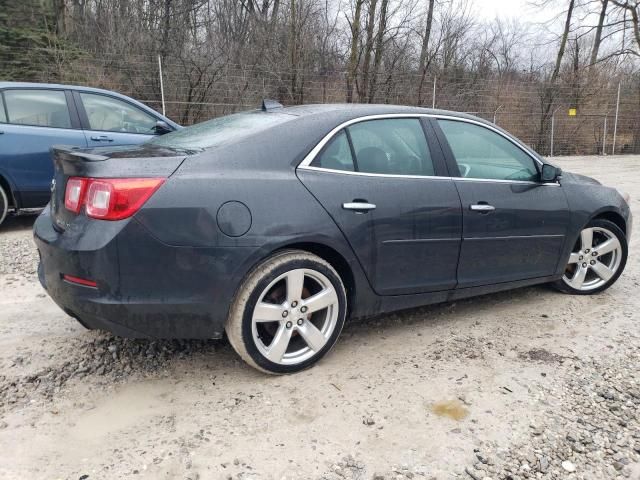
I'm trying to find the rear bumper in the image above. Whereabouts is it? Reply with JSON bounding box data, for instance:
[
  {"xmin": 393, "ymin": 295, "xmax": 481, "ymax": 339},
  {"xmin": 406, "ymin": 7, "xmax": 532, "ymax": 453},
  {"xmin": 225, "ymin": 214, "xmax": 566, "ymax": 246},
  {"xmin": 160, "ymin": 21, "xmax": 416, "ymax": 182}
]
[{"xmin": 34, "ymin": 207, "xmax": 248, "ymax": 339}]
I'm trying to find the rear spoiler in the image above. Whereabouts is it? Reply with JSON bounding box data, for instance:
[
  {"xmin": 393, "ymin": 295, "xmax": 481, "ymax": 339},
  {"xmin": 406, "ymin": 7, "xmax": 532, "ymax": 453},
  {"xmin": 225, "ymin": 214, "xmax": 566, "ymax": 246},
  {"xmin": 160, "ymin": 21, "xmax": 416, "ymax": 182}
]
[{"xmin": 51, "ymin": 145, "xmax": 109, "ymax": 163}]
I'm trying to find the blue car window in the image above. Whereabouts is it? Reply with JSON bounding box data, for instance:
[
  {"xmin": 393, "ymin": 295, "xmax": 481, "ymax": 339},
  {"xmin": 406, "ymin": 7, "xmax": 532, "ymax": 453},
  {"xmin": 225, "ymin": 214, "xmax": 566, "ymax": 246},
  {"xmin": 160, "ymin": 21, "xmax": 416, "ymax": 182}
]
[
  {"xmin": 4, "ymin": 89, "xmax": 71, "ymax": 128},
  {"xmin": 438, "ymin": 119, "xmax": 538, "ymax": 182},
  {"xmin": 0, "ymin": 94, "xmax": 6, "ymax": 123},
  {"xmin": 80, "ymin": 93, "xmax": 158, "ymax": 134},
  {"xmin": 348, "ymin": 118, "xmax": 435, "ymax": 176},
  {"xmin": 311, "ymin": 130, "xmax": 355, "ymax": 172}
]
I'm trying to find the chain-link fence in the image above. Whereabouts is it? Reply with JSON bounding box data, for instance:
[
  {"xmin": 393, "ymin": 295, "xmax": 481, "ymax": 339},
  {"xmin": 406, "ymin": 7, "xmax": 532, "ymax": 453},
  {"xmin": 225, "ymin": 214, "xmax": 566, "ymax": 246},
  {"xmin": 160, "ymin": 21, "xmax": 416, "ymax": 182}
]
[{"xmin": 4, "ymin": 48, "xmax": 638, "ymax": 157}]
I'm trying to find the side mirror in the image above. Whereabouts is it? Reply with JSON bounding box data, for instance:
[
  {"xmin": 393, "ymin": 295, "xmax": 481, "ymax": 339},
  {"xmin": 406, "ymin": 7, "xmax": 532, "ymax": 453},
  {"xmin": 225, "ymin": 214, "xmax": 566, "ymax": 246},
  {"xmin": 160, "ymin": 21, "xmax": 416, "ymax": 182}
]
[
  {"xmin": 154, "ymin": 120, "xmax": 173, "ymax": 135},
  {"xmin": 540, "ymin": 164, "xmax": 562, "ymax": 183}
]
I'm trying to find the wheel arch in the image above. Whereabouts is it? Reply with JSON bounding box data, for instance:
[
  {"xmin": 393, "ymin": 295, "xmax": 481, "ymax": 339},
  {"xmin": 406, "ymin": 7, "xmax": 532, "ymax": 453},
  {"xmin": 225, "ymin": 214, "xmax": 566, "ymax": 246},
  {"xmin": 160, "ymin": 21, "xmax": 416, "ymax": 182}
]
[
  {"xmin": 0, "ymin": 173, "xmax": 16, "ymax": 209},
  {"xmin": 592, "ymin": 210, "xmax": 626, "ymax": 235}
]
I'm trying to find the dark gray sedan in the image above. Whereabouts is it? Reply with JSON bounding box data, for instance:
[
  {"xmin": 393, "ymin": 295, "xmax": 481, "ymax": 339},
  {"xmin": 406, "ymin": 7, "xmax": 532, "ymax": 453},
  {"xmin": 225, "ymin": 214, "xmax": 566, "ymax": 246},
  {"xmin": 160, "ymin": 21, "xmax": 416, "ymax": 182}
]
[{"xmin": 34, "ymin": 103, "xmax": 632, "ymax": 374}]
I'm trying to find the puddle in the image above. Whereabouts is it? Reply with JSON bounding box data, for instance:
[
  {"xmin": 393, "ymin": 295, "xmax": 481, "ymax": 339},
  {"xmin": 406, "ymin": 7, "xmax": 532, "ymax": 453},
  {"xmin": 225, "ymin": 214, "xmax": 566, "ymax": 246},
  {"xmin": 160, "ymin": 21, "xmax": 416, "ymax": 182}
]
[
  {"xmin": 431, "ymin": 400, "xmax": 469, "ymax": 421},
  {"xmin": 70, "ymin": 380, "xmax": 174, "ymax": 440}
]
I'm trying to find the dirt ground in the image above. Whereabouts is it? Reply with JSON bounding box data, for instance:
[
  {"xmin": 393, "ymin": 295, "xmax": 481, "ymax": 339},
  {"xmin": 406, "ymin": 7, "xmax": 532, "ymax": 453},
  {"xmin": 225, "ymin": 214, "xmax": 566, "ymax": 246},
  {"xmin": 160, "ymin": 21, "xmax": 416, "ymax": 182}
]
[{"xmin": 0, "ymin": 155, "xmax": 639, "ymax": 480}]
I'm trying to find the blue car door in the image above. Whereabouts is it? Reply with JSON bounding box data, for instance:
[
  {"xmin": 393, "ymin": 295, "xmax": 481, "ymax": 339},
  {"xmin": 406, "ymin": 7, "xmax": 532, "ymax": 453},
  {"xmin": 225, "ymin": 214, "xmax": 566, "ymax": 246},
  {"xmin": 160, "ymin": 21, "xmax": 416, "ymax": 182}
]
[
  {"xmin": 0, "ymin": 88, "xmax": 87, "ymax": 208},
  {"xmin": 74, "ymin": 91, "xmax": 163, "ymax": 148}
]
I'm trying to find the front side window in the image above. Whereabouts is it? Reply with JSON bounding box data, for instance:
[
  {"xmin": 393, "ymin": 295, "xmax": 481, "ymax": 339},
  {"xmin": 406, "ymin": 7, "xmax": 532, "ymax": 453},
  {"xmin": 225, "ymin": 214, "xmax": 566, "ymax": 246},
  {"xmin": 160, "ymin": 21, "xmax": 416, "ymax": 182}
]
[
  {"xmin": 438, "ymin": 119, "xmax": 538, "ymax": 182},
  {"xmin": 348, "ymin": 118, "xmax": 435, "ymax": 176},
  {"xmin": 4, "ymin": 89, "xmax": 71, "ymax": 128},
  {"xmin": 80, "ymin": 93, "xmax": 157, "ymax": 134},
  {"xmin": 310, "ymin": 130, "xmax": 355, "ymax": 171}
]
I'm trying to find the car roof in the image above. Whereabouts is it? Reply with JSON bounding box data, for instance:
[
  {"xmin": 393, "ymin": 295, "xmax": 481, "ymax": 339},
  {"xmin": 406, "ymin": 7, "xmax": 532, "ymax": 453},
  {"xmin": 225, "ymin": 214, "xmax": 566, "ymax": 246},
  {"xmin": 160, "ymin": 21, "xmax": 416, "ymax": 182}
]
[
  {"xmin": 267, "ymin": 103, "xmax": 493, "ymax": 128},
  {"xmin": 0, "ymin": 81, "xmax": 136, "ymax": 96}
]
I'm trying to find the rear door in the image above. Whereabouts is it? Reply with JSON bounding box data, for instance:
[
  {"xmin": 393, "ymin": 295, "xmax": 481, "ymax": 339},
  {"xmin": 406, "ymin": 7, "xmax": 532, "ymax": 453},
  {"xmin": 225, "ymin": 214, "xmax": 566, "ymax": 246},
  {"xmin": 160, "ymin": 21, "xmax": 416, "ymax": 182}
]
[
  {"xmin": 432, "ymin": 117, "xmax": 569, "ymax": 288},
  {"xmin": 0, "ymin": 88, "xmax": 86, "ymax": 208},
  {"xmin": 74, "ymin": 91, "xmax": 162, "ymax": 148},
  {"xmin": 298, "ymin": 116, "xmax": 462, "ymax": 295}
]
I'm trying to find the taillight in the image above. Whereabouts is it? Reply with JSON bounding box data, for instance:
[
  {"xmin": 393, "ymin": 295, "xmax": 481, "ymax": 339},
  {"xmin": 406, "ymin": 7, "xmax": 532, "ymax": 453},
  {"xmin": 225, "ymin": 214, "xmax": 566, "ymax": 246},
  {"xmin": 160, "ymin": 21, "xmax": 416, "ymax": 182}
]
[
  {"xmin": 64, "ymin": 177, "xmax": 88, "ymax": 213},
  {"xmin": 65, "ymin": 177, "xmax": 165, "ymax": 220}
]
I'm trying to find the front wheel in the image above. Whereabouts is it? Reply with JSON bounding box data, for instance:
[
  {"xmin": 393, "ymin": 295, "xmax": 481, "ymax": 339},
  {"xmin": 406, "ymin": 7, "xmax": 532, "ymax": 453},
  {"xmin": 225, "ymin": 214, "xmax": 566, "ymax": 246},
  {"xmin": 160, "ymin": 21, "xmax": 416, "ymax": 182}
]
[
  {"xmin": 226, "ymin": 250, "xmax": 347, "ymax": 374},
  {"xmin": 553, "ymin": 219, "xmax": 628, "ymax": 295}
]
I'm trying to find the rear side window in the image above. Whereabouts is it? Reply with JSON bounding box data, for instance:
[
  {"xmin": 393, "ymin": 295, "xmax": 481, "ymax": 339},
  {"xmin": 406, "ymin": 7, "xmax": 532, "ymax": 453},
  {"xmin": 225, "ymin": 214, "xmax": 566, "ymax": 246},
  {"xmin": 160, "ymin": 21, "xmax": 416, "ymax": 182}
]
[
  {"xmin": 438, "ymin": 120, "xmax": 538, "ymax": 182},
  {"xmin": 0, "ymin": 94, "xmax": 6, "ymax": 123},
  {"xmin": 4, "ymin": 89, "xmax": 71, "ymax": 128},
  {"xmin": 80, "ymin": 93, "xmax": 158, "ymax": 134},
  {"xmin": 311, "ymin": 130, "xmax": 355, "ymax": 171},
  {"xmin": 348, "ymin": 119, "xmax": 434, "ymax": 176}
]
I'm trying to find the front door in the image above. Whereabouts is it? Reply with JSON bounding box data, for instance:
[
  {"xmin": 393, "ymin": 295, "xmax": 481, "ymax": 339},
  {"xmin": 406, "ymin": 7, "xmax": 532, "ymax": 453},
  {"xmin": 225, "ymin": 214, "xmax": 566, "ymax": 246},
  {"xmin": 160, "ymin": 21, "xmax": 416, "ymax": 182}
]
[
  {"xmin": 74, "ymin": 91, "xmax": 160, "ymax": 148},
  {"xmin": 433, "ymin": 118, "xmax": 570, "ymax": 288},
  {"xmin": 298, "ymin": 117, "xmax": 462, "ymax": 295}
]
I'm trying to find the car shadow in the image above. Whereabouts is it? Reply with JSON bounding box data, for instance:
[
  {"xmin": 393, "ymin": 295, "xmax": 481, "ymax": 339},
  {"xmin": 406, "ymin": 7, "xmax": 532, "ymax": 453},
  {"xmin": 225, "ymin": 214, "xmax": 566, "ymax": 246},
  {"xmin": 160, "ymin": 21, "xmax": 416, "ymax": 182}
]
[{"xmin": 1, "ymin": 214, "xmax": 38, "ymax": 233}]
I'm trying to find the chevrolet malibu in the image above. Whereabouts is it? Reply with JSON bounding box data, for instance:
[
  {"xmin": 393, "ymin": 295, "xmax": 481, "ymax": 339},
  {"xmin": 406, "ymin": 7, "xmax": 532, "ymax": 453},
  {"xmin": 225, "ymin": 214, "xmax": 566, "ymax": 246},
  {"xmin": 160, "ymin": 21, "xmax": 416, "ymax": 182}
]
[{"xmin": 34, "ymin": 103, "xmax": 632, "ymax": 374}]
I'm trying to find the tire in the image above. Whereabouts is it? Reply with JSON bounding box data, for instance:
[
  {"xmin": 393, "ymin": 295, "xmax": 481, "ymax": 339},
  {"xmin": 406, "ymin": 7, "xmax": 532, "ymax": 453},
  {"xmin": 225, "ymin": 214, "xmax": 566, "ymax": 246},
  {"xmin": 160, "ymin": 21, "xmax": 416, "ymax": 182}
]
[
  {"xmin": 553, "ymin": 218, "xmax": 627, "ymax": 295},
  {"xmin": 226, "ymin": 250, "xmax": 347, "ymax": 374},
  {"xmin": 0, "ymin": 185, "xmax": 8, "ymax": 227}
]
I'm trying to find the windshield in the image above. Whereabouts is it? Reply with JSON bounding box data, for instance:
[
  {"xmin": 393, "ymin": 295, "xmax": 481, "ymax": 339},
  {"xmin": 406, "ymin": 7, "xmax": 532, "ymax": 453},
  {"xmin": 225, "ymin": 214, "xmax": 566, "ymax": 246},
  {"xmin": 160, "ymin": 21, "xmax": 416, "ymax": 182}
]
[{"xmin": 149, "ymin": 110, "xmax": 294, "ymax": 152}]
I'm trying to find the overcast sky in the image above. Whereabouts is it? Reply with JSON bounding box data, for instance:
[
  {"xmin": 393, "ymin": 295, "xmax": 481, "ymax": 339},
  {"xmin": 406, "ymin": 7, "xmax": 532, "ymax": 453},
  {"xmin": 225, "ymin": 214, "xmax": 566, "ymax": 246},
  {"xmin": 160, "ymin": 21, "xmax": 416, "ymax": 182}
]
[{"xmin": 475, "ymin": 0, "xmax": 563, "ymax": 22}]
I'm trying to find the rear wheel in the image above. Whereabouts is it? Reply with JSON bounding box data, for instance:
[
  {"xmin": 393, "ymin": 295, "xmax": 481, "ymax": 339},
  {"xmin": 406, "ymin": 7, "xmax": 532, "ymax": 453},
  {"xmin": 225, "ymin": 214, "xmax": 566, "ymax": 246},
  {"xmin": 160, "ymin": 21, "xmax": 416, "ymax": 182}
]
[
  {"xmin": 226, "ymin": 250, "xmax": 347, "ymax": 374},
  {"xmin": 0, "ymin": 185, "xmax": 8, "ymax": 227},
  {"xmin": 553, "ymin": 219, "xmax": 627, "ymax": 295}
]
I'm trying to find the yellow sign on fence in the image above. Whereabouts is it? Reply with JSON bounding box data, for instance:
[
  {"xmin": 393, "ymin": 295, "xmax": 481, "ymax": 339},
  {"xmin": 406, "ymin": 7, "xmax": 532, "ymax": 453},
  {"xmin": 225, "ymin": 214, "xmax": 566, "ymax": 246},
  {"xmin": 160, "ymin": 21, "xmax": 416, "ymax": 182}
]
[{"xmin": 568, "ymin": 108, "xmax": 577, "ymax": 116}]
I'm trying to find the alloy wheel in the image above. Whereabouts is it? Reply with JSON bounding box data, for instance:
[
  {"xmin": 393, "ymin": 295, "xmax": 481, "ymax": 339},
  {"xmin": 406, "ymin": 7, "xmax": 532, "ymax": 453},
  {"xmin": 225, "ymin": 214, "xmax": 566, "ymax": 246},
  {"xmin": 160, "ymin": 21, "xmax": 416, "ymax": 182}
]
[
  {"xmin": 251, "ymin": 268, "xmax": 340, "ymax": 365},
  {"xmin": 562, "ymin": 226, "xmax": 623, "ymax": 292}
]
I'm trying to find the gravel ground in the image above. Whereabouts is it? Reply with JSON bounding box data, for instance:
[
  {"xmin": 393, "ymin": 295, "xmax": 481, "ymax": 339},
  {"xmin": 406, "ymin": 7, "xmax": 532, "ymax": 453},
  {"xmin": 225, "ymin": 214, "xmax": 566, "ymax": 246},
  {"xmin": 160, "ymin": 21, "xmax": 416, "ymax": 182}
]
[{"xmin": 0, "ymin": 155, "xmax": 639, "ymax": 480}]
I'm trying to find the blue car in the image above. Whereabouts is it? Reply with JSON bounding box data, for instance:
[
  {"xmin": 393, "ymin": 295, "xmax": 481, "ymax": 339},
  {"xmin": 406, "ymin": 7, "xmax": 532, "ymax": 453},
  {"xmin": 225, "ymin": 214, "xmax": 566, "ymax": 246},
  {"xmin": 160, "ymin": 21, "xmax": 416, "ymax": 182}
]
[{"xmin": 0, "ymin": 82, "xmax": 180, "ymax": 226}]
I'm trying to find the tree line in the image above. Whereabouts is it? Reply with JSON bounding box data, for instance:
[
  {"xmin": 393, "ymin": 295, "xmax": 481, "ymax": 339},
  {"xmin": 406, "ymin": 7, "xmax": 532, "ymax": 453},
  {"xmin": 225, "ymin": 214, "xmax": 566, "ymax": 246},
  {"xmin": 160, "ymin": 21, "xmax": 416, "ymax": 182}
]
[{"xmin": 0, "ymin": 0, "xmax": 639, "ymax": 154}]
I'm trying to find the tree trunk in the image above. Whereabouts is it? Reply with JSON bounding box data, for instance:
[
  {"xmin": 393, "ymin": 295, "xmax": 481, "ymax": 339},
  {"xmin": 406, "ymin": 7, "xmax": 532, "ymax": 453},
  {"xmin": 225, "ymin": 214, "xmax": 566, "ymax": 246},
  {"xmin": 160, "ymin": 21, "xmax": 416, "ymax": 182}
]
[
  {"xmin": 367, "ymin": 0, "xmax": 388, "ymax": 103},
  {"xmin": 289, "ymin": 0, "xmax": 298, "ymax": 102},
  {"xmin": 537, "ymin": 0, "xmax": 575, "ymax": 154},
  {"xmin": 417, "ymin": 0, "xmax": 435, "ymax": 105},
  {"xmin": 590, "ymin": 0, "xmax": 608, "ymax": 66},
  {"xmin": 346, "ymin": 0, "xmax": 365, "ymax": 103},
  {"xmin": 360, "ymin": 0, "xmax": 378, "ymax": 102}
]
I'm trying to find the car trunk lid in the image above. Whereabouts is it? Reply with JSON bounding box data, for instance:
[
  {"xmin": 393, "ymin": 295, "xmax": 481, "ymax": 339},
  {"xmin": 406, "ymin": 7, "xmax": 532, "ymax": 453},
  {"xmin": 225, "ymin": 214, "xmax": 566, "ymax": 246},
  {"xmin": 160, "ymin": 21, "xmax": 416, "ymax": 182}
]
[{"xmin": 50, "ymin": 143, "xmax": 187, "ymax": 231}]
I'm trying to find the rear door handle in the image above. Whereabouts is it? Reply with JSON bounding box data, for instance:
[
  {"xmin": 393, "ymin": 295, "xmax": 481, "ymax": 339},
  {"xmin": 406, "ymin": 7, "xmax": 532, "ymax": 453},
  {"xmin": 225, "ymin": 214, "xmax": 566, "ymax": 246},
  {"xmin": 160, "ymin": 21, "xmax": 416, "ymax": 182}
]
[
  {"xmin": 343, "ymin": 201, "xmax": 376, "ymax": 212},
  {"xmin": 90, "ymin": 135, "xmax": 113, "ymax": 142},
  {"xmin": 470, "ymin": 204, "xmax": 495, "ymax": 212}
]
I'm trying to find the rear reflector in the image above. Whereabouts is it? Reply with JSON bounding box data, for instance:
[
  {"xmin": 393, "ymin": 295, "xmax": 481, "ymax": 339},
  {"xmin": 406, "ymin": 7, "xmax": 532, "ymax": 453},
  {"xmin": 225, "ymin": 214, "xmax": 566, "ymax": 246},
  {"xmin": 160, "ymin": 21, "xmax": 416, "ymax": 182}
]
[
  {"xmin": 63, "ymin": 274, "xmax": 98, "ymax": 288},
  {"xmin": 65, "ymin": 177, "xmax": 165, "ymax": 220}
]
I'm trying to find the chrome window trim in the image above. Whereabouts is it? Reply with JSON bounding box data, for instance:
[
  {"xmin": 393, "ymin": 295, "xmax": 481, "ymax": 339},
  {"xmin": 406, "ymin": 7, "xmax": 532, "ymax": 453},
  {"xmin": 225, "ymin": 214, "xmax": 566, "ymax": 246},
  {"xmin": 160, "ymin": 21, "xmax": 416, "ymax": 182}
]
[
  {"xmin": 296, "ymin": 113, "xmax": 553, "ymax": 185},
  {"xmin": 297, "ymin": 165, "xmax": 560, "ymax": 187}
]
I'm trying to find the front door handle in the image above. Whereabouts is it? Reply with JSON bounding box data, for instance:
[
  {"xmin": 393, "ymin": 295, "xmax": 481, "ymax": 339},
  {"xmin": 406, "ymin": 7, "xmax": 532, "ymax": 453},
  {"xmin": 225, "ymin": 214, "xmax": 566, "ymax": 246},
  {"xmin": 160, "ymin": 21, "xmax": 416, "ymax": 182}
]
[
  {"xmin": 343, "ymin": 201, "xmax": 376, "ymax": 213},
  {"xmin": 90, "ymin": 135, "xmax": 114, "ymax": 142},
  {"xmin": 470, "ymin": 204, "xmax": 495, "ymax": 212}
]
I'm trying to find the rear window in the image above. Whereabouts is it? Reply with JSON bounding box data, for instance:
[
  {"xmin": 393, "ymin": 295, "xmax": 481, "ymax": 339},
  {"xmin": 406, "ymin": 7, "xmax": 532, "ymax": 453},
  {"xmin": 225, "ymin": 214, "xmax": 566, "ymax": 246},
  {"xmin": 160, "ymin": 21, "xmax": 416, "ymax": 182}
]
[
  {"xmin": 149, "ymin": 111, "xmax": 294, "ymax": 152},
  {"xmin": 4, "ymin": 89, "xmax": 71, "ymax": 128}
]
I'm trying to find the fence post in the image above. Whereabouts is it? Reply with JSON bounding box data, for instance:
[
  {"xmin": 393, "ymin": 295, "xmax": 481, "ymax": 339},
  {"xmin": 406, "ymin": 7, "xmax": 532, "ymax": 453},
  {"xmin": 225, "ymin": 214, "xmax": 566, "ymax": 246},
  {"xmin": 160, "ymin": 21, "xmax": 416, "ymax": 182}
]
[
  {"xmin": 432, "ymin": 76, "xmax": 436, "ymax": 109},
  {"xmin": 493, "ymin": 105, "xmax": 503, "ymax": 124},
  {"xmin": 612, "ymin": 81, "xmax": 621, "ymax": 155},
  {"xmin": 550, "ymin": 107, "xmax": 558, "ymax": 157},
  {"xmin": 157, "ymin": 54, "xmax": 166, "ymax": 117},
  {"xmin": 602, "ymin": 116, "xmax": 607, "ymax": 156}
]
